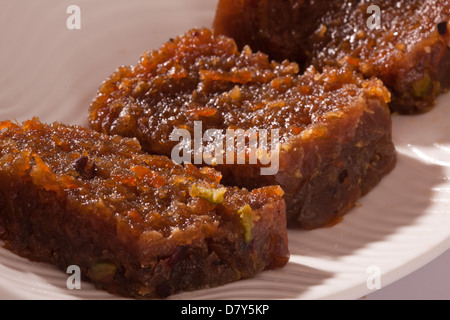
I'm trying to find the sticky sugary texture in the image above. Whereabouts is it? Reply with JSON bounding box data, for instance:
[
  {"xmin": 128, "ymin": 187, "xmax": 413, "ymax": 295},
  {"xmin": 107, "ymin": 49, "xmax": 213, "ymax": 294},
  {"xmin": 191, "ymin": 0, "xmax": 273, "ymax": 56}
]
[
  {"xmin": 0, "ymin": 118, "xmax": 289, "ymax": 298},
  {"xmin": 213, "ymin": 0, "xmax": 450, "ymax": 114},
  {"xmin": 89, "ymin": 28, "xmax": 396, "ymax": 229}
]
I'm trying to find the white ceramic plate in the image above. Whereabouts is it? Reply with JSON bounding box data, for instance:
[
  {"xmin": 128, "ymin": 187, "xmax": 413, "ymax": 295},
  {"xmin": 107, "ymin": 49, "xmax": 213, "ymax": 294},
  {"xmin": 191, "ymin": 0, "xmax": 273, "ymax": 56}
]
[{"xmin": 1, "ymin": 0, "xmax": 450, "ymax": 300}]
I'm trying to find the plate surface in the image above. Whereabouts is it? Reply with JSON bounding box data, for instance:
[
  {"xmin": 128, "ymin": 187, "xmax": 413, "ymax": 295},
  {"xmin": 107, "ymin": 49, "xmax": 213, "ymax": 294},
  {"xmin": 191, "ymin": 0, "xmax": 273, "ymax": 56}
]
[{"xmin": 1, "ymin": 0, "xmax": 450, "ymax": 300}]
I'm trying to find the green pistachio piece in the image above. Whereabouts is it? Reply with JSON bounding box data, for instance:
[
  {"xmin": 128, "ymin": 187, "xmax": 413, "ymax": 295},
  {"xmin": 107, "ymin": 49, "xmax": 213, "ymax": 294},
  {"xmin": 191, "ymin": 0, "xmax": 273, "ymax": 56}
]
[
  {"xmin": 412, "ymin": 74, "xmax": 433, "ymax": 98},
  {"xmin": 89, "ymin": 261, "xmax": 116, "ymax": 281},
  {"xmin": 238, "ymin": 204, "xmax": 255, "ymax": 243},
  {"xmin": 190, "ymin": 184, "xmax": 226, "ymax": 204}
]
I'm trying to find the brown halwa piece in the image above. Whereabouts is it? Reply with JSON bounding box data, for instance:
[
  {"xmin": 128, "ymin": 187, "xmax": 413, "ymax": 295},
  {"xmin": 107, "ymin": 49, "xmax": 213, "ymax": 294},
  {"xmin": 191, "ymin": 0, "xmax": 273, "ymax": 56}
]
[
  {"xmin": 213, "ymin": 0, "xmax": 450, "ymax": 114},
  {"xmin": 89, "ymin": 28, "xmax": 396, "ymax": 229},
  {"xmin": 0, "ymin": 118, "xmax": 288, "ymax": 299}
]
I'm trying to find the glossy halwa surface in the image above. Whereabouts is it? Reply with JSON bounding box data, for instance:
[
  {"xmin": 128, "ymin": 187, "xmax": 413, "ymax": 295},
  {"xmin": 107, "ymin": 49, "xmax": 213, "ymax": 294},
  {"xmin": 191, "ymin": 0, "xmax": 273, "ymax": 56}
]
[
  {"xmin": 89, "ymin": 28, "xmax": 389, "ymax": 154},
  {"xmin": 89, "ymin": 28, "xmax": 396, "ymax": 229},
  {"xmin": 0, "ymin": 118, "xmax": 289, "ymax": 298},
  {"xmin": 213, "ymin": 0, "xmax": 450, "ymax": 113}
]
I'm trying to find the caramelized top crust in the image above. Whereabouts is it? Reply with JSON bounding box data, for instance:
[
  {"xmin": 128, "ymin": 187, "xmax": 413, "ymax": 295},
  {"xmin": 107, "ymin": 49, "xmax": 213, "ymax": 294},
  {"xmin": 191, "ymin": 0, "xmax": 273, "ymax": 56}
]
[
  {"xmin": 213, "ymin": 0, "xmax": 450, "ymax": 113},
  {"xmin": 89, "ymin": 28, "xmax": 390, "ymax": 154},
  {"xmin": 307, "ymin": 0, "xmax": 450, "ymax": 75},
  {"xmin": 214, "ymin": 0, "xmax": 450, "ymax": 72},
  {"xmin": 0, "ymin": 118, "xmax": 284, "ymax": 250}
]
